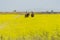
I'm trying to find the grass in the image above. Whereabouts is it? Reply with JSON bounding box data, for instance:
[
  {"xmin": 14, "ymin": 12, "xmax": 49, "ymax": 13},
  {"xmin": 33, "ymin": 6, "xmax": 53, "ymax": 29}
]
[{"xmin": 0, "ymin": 13, "xmax": 60, "ymax": 40}]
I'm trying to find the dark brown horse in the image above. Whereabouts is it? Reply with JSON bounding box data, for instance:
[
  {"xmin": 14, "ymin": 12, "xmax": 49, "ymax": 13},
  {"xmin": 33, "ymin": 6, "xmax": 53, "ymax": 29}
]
[
  {"xmin": 31, "ymin": 12, "xmax": 34, "ymax": 17},
  {"xmin": 25, "ymin": 12, "xmax": 30, "ymax": 18}
]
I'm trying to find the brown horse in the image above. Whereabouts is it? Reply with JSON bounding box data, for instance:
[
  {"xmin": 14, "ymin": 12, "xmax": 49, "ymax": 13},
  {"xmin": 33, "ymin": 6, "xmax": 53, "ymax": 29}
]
[
  {"xmin": 25, "ymin": 12, "xmax": 30, "ymax": 18},
  {"xmin": 31, "ymin": 12, "xmax": 34, "ymax": 17}
]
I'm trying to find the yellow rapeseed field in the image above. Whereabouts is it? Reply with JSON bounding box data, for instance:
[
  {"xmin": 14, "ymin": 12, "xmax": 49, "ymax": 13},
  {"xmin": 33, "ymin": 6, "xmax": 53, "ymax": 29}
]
[{"xmin": 0, "ymin": 13, "xmax": 60, "ymax": 40}]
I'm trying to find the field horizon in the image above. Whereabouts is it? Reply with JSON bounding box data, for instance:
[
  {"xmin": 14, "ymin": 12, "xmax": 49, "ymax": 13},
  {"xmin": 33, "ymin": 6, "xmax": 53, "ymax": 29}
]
[{"xmin": 0, "ymin": 12, "xmax": 60, "ymax": 40}]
